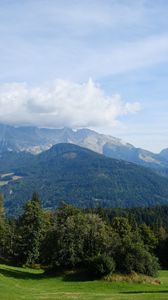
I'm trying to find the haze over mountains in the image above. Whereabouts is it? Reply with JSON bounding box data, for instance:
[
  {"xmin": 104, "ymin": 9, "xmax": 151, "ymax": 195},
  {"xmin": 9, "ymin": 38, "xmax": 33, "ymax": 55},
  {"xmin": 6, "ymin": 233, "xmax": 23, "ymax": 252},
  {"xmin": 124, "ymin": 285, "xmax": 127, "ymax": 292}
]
[
  {"xmin": 0, "ymin": 123, "xmax": 168, "ymax": 171},
  {"xmin": 160, "ymin": 148, "xmax": 168, "ymax": 161}
]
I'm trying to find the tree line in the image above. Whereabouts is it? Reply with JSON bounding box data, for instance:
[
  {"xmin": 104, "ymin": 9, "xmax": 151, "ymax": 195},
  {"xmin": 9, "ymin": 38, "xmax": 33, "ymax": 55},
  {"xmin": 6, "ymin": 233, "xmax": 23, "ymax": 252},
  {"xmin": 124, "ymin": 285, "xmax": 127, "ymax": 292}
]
[{"xmin": 0, "ymin": 192, "xmax": 168, "ymax": 278}]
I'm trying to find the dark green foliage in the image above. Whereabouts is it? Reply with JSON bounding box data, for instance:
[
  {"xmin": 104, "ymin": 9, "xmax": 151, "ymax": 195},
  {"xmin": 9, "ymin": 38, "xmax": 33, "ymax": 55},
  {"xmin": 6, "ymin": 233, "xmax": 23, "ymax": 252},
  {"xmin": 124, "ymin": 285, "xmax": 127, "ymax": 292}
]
[
  {"xmin": 94, "ymin": 205, "xmax": 168, "ymax": 231},
  {"xmin": 157, "ymin": 238, "xmax": 168, "ymax": 269},
  {"xmin": 87, "ymin": 255, "xmax": 116, "ymax": 277},
  {"xmin": 155, "ymin": 226, "xmax": 168, "ymax": 269},
  {"xmin": 0, "ymin": 193, "xmax": 5, "ymax": 230},
  {"xmin": 1, "ymin": 144, "xmax": 168, "ymax": 216},
  {"xmin": 15, "ymin": 192, "xmax": 44, "ymax": 265},
  {"xmin": 139, "ymin": 224, "xmax": 158, "ymax": 251},
  {"xmin": 0, "ymin": 193, "xmax": 6, "ymax": 258},
  {"xmin": 111, "ymin": 217, "xmax": 132, "ymax": 237},
  {"xmin": 41, "ymin": 204, "xmax": 110, "ymax": 270},
  {"xmin": 108, "ymin": 217, "xmax": 159, "ymax": 276},
  {"xmin": 0, "ymin": 200, "xmax": 163, "ymax": 278},
  {"xmin": 93, "ymin": 206, "xmax": 168, "ymax": 270},
  {"xmin": 40, "ymin": 204, "xmax": 87, "ymax": 268},
  {"xmin": 40, "ymin": 205, "xmax": 159, "ymax": 277},
  {"xmin": 124, "ymin": 243, "xmax": 159, "ymax": 277},
  {"xmin": 3, "ymin": 219, "xmax": 17, "ymax": 262}
]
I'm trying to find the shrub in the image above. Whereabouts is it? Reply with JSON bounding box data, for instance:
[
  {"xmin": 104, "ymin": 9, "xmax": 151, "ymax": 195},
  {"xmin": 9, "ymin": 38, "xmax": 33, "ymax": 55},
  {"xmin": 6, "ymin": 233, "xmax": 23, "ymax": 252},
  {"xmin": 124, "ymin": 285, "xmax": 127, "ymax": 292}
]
[
  {"xmin": 87, "ymin": 254, "xmax": 116, "ymax": 277},
  {"xmin": 124, "ymin": 244, "xmax": 159, "ymax": 277}
]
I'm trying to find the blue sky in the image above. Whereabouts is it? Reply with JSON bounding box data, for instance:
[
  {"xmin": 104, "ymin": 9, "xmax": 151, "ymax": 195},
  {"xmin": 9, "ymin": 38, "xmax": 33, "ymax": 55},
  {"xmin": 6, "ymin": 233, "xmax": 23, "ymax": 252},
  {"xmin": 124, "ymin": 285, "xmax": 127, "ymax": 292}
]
[{"xmin": 0, "ymin": 0, "xmax": 168, "ymax": 152}]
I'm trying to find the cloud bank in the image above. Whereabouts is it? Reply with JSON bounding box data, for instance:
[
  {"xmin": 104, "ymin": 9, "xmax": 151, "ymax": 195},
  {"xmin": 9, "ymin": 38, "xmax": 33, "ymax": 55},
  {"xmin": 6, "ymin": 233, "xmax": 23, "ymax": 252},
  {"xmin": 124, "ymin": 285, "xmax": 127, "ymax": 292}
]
[{"xmin": 0, "ymin": 79, "xmax": 140, "ymax": 129}]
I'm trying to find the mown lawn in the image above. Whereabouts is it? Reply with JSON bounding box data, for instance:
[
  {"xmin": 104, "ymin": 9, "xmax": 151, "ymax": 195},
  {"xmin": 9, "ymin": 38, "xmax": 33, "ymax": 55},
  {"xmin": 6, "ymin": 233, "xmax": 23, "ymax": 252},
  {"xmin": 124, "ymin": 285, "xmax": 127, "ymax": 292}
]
[{"xmin": 0, "ymin": 264, "xmax": 168, "ymax": 300}]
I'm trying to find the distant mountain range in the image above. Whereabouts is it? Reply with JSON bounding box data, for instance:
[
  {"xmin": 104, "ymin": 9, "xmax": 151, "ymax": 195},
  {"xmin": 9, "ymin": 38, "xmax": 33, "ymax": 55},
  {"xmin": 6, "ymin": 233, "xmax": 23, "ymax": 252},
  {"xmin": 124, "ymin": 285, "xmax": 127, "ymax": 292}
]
[
  {"xmin": 0, "ymin": 123, "xmax": 168, "ymax": 172},
  {"xmin": 1, "ymin": 143, "xmax": 168, "ymax": 216}
]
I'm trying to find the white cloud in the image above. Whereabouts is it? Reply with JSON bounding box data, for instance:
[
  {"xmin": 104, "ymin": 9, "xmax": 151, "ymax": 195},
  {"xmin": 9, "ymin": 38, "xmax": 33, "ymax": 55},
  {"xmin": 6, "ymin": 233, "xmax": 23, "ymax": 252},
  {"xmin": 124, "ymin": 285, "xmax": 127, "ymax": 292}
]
[{"xmin": 0, "ymin": 79, "xmax": 140, "ymax": 129}]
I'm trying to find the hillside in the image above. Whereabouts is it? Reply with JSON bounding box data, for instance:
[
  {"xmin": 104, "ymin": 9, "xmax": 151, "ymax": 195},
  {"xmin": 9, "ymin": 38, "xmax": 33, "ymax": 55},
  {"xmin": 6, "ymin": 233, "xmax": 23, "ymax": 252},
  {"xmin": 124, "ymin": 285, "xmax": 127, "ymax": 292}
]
[
  {"xmin": 160, "ymin": 148, "xmax": 168, "ymax": 160},
  {"xmin": 1, "ymin": 143, "xmax": 168, "ymax": 215},
  {"xmin": 0, "ymin": 124, "xmax": 168, "ymax": 171}
]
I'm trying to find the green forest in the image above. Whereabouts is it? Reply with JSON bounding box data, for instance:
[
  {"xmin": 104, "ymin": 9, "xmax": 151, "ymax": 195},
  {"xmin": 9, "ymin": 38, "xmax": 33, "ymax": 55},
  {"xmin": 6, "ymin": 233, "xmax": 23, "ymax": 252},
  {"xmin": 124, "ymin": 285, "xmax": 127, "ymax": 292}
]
[
  {"xmin": 1, "ymin": 192, "xmax": 168, "ymax": 279},
  {"xmin": 2, "ymin": 143, "xmax": 168, "ymax": 217}
]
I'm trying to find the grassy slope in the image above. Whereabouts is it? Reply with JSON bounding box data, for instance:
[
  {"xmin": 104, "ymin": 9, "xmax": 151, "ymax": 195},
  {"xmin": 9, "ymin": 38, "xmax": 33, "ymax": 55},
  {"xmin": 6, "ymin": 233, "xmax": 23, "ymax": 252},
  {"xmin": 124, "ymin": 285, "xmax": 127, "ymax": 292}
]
[{"xmin": 0, "ymin": 265, "xmax": 168, "ymax": 300}]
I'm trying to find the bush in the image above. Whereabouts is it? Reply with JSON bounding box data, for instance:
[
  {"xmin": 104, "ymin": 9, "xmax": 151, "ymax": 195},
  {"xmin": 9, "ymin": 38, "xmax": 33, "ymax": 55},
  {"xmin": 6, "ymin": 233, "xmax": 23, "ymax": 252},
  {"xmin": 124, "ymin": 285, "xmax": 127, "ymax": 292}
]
[
  {"xmin": 87, "ymin": 254, "xmax": 116, "ymax": 277},
  {"xmin": 124, "ymin": 244, "xmax": 159, "ymax": 277}
]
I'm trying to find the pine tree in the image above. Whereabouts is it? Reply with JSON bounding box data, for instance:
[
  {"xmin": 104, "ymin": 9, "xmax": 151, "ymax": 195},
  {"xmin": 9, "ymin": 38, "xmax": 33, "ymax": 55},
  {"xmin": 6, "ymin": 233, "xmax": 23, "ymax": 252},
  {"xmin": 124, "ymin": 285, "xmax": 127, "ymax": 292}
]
[
  {"xmin": 17, "ymin": 192, "xmax": 44, "ymax": 266},
  {"xmin": 0, "ymin": 192, "xmax": 5, "ymax": 222},
  {"xmin": 0, "ymin": 193, "xmax": 6, "ymax": 258}
]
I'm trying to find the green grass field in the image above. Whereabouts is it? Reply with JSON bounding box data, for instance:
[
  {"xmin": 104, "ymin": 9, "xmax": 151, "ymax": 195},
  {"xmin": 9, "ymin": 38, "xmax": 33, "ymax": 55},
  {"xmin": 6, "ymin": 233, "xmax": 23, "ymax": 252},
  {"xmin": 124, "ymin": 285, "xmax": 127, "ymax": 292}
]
[{"xmin": 0, "ymin": 264, "xmax": 168, "ymax": 300}]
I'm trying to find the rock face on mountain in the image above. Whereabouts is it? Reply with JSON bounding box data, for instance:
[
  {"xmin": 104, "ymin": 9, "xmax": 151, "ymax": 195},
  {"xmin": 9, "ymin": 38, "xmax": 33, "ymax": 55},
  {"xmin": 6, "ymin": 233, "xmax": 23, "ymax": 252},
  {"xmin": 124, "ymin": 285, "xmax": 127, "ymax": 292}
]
[
  {"xmin": 0, "ymin": 124, "xmax": 132, "ymax": 154},
  {"xmin": 0, "ymin": 123, "xmax": 167, "ymax": 170},
  {"xmin": 1, "ymin": 143, "xmax": 168, "ymax": 216}
]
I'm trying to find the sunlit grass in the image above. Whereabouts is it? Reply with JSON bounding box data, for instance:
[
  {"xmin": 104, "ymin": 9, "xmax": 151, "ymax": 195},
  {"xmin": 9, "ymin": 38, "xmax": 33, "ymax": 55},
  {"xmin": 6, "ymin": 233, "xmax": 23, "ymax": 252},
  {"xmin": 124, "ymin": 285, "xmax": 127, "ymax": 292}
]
[{"xmin": 0, "ymin": 264, "xmax": 168, "ymax": 300}]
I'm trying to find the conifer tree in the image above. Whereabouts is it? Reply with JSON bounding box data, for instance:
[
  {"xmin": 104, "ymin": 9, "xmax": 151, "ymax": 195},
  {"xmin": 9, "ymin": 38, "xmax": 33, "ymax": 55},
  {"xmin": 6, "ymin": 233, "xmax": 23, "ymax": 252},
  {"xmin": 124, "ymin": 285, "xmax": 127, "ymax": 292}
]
[
  {"xmin": 17, "ymin": 192, "xmax": 44, "ymax": 265},
  {"xmin": 0, "ymin": 193, "xmax": 6, "ymax": 258},
  {"xmin": 0, "ymin": 193, "xmax": 5, "ymax": 227}
]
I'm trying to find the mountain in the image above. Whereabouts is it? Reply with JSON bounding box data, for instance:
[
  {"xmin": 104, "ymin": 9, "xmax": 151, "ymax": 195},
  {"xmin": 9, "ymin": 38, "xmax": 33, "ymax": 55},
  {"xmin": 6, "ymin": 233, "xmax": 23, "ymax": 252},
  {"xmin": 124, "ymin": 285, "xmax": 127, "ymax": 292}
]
[
  {"xmin": 160, "ymin": 148, "xmax": 168, "ymax": 160},
  {"xmin": 1, "ymin": 143, "xmax": 168, "ymax": 216},
  {"xmin": 0, "ymin": 123, "xmax": 168, "ymax": 171}
]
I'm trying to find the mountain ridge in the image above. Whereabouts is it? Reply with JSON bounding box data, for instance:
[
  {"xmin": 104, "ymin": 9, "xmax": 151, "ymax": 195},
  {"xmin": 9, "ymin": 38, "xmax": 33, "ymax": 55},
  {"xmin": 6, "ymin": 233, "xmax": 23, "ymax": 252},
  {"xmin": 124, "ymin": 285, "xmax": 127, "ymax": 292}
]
[
  {"xmin": 0, "ymin": 123, "xmax": 167, "ymax": 171},
  {"xmin": 1, "ymin": 143, "xmax": 168, "ymax": 216}
]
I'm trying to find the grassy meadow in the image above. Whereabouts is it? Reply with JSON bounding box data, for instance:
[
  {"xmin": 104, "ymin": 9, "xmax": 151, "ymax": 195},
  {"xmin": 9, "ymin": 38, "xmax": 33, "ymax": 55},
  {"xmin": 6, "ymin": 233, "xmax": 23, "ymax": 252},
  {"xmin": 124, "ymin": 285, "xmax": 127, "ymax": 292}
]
[{"xmin": 0, "ymin": 264, "xmax": 168, "ymax": 300}]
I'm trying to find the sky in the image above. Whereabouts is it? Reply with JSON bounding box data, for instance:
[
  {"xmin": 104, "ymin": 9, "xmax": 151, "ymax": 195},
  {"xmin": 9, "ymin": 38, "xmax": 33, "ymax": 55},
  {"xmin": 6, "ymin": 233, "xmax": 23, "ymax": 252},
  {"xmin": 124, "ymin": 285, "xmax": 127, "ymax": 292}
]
[{"xmin": 0, "ymin": 0, "xmax": 168, "ymax": 152}]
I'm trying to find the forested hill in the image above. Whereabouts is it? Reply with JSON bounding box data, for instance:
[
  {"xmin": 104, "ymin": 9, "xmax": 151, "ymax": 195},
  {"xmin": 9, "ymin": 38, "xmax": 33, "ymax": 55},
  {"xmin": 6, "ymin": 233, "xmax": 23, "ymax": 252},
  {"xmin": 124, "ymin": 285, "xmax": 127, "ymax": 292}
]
[
  {"xmin": 1, "ymin": 143, "xmax": 168, "ymax": 215},
  {"xmin": 0, "ymin": 124, "xmax": 168, "ymax": 172}
]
